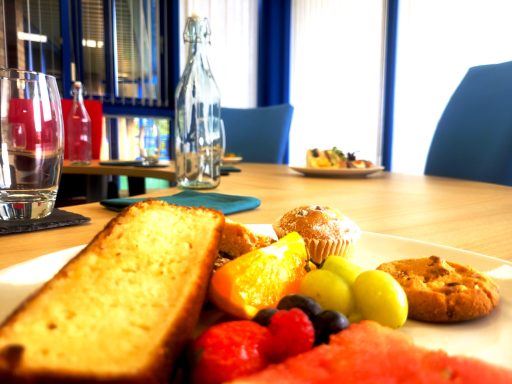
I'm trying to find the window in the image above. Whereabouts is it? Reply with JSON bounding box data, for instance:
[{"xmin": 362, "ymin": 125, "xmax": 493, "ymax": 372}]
[
  {"xmin": 3, "ymin": 0, "xmax": 62, "ymax": 91},
  {"xmin": 289, "ymin": 0, "xmax": 386, "ymax": 166},
  {"xmin": 3, "ymin": 0, "xmax": 169, "ymax": 109},
  {"xmin": 179, "ymin": 0, "xmax": 258, "ymax": 108},
  {"xmin": 80, "ymin": 0, "xmax": 167, "ymax": 107},
  {"xmin": 116, "ymin": 116, "xmax": 171, "ymax": 191},
  {"xmin": 80, "ymin": 0, "xmax": 106, "ymax": 97},
  {"xmin": 117, "ymin": 117, "xmax": 170, "ymax": 161},
  {"xmin": 2, "ymin": 0, "xmax": 173, "ymax": 194},
  {"xmin": 4, "ymin": 0, "xmax": 389, "ymax": 170}
]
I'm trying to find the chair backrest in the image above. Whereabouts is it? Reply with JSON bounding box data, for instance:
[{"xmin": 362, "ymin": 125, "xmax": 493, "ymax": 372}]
[
  {"xmin": 424, "ymin": 61, "xmax": 512, "ymax": 186},
  {"xmin": 221, "ymin": 104, "xmax": 294, "ymax": 164}
]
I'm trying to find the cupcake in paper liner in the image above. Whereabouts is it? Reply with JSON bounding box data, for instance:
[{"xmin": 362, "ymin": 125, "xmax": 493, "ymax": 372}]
[{"xmin": 272, "ymin": 205, "xmax": 360, "ymax": 265}]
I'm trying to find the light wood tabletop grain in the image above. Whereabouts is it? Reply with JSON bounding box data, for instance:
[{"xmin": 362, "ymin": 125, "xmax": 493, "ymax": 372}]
[{"xmin": 1, "ymin": 163, "xmax": 511, "ymax": 269}]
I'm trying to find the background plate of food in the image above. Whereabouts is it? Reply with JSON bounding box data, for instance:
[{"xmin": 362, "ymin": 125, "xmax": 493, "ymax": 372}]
[
  {"xmin": 290, "ymin": 147, "xmax": 384, "ymax": 177},
  {"xmin": 290, "ymin": 165, "xmax": 385, "ymax": 178},
  {"xmin": 223, "ymin": 154, "xmax": 243, "ymax": 164}
]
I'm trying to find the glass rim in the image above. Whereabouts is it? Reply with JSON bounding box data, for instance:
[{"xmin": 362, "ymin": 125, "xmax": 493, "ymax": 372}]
[{"xmin": 0, "ymin": 68, "xmax": 57, "ymax": 81}]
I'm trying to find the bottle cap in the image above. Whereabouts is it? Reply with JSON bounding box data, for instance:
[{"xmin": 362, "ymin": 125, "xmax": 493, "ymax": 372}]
[
  {"xmin": 70, "ymin": 81, "xmax": 86, "ymax": 97},
  {"xmin": 183, "ymin": 15, "xmax": 211, "ymax": 43}
]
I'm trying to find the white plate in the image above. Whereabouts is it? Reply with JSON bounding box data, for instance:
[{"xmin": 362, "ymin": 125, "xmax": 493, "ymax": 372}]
[
  {"xmin": 222, "ymin": 156, "xmax": 243, "ymax": 164},
  {"xmin": 290, "ymin": 165, "xmax": 384, "ymax": 177},
  {"xmin": 1, "ymin": 229, "xmax": 511, "ymax": 369}
]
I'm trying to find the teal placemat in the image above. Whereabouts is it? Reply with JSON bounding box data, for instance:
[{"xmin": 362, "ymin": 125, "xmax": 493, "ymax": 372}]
[
  {"xmin": 221, "ymin": 165, "xmax": 241, "ymax": 173},
  {"xmin": 100, "ymin": 190, "xmax": 261, "ymax": 214}
]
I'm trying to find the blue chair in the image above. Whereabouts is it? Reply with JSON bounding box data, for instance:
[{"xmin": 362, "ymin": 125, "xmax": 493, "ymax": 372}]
[
  {"xmin": 424, "ymin": 61, "xmax": 512, "ymax": 186},
  {"xmin": 221, "ymin": 104, "xmax": 294, "ymax": 164}
]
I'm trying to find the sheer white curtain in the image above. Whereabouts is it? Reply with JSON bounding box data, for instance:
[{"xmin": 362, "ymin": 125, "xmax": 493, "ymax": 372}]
[
  {"xmin": 289, "ymin": 0, "xmax": 386, "ymax": 166},
  {"xmin": 179, "ymin": 0, "xmax": 258, "ymax": 108},
  {"xmin": 392, "ymin": 0, "xmax": 512, "ymax": 175}
]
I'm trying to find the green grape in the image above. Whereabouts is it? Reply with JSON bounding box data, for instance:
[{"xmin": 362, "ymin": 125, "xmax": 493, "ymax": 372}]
[
  {"xmin": 353, "ymin": 270, "xmax": 408, "ymax": 328},
  {"xmin": 299, "ymin": 269, "xmax": 354, "ymax": 315},
  {"xmin": 347, "ymin": 311, "xmax": 363, "ymax": 324},
  {"xmin": 321, "ymin": 256, "xmax": 365, "ymax": 286}
]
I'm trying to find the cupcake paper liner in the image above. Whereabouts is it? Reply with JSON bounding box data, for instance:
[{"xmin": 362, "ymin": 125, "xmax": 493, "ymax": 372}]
[{"xmin": 306, "ymin": 238, "xmax": 356, "ymax": 265}]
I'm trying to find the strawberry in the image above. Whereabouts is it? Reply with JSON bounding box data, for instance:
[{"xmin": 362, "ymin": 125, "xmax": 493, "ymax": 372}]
[
  {"xmin": 266, "ymin": 308, "xmax": 315, "ymax": 363},
  {"xmin": 190, "ymin": 320, "xmax": 271, "ymax": 384}
]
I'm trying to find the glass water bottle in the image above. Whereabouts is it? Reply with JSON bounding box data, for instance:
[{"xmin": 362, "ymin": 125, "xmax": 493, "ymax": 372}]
[
  {"xmin": 67, "ymin": 81, "xmax": 92, "ymax": 165},
  {"xmin": 174, "ymin": 15, "xmax": 222, "ymax": 189}
]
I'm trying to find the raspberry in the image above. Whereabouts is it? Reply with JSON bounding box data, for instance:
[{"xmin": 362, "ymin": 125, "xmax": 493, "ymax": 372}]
[
  {"xmin": 191, "ymin": 320, "xmax": 271, "ymax": 384},
  {"xmin": 266, "ymin": 308, "xmax": 315, "ymax": 363}
]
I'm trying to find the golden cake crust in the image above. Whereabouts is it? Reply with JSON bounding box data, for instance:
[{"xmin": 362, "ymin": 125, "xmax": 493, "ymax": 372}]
[
  {"xmin": 0, "ymin": 200, "xmax": 225, "ymax": 383},
  {"xmin": 377, "ymin": 256, "xmax": 500, "ymax": 323}
]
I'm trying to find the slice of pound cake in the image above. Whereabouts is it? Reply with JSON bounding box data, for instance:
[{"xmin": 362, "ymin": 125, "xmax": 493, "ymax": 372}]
[
  {"xmin": 230, "ymin": 320, "xmax": 512, "ymax": 384},
  {"xmin": 0, "ymin": 200, "xmax": 224, "ymax": 383}
]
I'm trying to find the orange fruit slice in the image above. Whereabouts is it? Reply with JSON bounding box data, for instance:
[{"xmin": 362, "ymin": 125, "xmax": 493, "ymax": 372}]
[{"xmin": 209, "ymin": 232, "xmax": 309, "ymax": 319}]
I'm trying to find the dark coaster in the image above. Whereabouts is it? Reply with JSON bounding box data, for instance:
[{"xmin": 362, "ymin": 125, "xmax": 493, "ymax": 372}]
[
  {"xmin": 221, "ymin": 166, "xmax": 241, "ymax": 174},
  {"xmin": 0, "ymin": 209, "xmax": 90, "ymax": 235}
]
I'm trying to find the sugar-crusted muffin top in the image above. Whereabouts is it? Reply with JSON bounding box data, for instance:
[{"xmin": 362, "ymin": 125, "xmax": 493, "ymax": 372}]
[{"xmin": 272, "ymin": 205, "xmax": 360, "ymax": 241}]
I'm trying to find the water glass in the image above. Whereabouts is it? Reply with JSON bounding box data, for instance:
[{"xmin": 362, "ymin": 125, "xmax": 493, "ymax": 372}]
[
  {"xmin": 220, "ymin": 119, "xmax": 226, "ymax": 159},
  {"xmin": 138, "ymin": 119, "xmax": 160, "ymax": 166},
  {"xmin": 0, "ymin": 69, "xmax": 64, "ymax": 220}
]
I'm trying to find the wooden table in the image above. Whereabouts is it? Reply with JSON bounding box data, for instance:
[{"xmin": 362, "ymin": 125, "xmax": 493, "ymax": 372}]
[
  {"xmin": 62, "ymin": 160, "xmax": 175, "ymax": 199},
  {"xmin": 2, "ymin": 163, "xmax": 511, "ymax": 269},
  {"xmin": 62, "ymin": 160, "xmax": 175, "ymax": 180}
]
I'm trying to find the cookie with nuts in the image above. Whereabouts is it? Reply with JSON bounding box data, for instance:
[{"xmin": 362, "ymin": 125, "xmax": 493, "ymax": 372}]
[{"xmin": 377, "ymin": 255, "xmax": 500, "ymax": 323}]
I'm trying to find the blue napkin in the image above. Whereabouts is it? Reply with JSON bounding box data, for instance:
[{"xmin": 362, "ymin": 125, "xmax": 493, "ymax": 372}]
[{"xmin": 100, "ymin": 190, "xmax": 261, "ymax": 214}]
